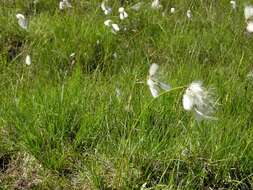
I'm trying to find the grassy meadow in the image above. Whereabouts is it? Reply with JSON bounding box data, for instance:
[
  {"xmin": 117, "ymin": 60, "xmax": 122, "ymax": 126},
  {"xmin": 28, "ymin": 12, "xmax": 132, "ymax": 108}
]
[{"xmin": 0, "ymin": 0, "xmax": 253, "ymax": 189}]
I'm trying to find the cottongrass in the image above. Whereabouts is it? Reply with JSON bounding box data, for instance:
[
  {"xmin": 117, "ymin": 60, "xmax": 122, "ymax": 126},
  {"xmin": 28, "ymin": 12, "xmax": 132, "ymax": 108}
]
[
  {"xmin": 104, "ymin": 20, "xmax": 120, "ymax": 34},
  {"xmin": 119, "ymin": 7, "xmax": 128, "ymax": 20},
  {"xmin": 25, "ymin": 55, "xmax": 31, "ymax": 66},
  {"xmin": 186, "ymin": 10, "xmax": 192, "ymax": 19},
  {"xmin": 230, "ymin": 1, "xmax": 236, "ymax": 10},
  {"xmin": 182, "ymin": 81, "xmax": 217, "ymax": 121},
  {"xmin": 16, "ymin": 14, "xmax": 28, "ymax": 30},
  {"xmin": 246, "ymin": 22, "xmax": 253, "ymax": 33},
  {"xmin": 147, "ymin": 63, "xmax": 171, "ymax": 98},
  {"xmin": 170, "ymin": 7, "xmax": 175, "ymax": 14},
  {"xmin": 59, "ymin": 0, "xmax": 72, "ymax": 10},
  {"xmin": 151, "ymin": 0, "xmax": 162, "ymax": 10},
  {"xmin": 244, "ymin": 5, "xmax": 253, "ymax": 21},
  {"xmin": 244, "ymin": 5, "xmax": 253, "ymax": 33},
  {"xmin": 101, "ymin": 0, "xmax": 112, "ymax": 15}
]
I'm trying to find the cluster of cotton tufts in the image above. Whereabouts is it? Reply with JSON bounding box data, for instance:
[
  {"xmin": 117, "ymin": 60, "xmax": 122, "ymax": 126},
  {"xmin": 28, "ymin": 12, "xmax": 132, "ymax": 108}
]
[
  {"xmin": 101, "ymin": 0, "xmax": 112, "ymax": 15},
  {"xmin": 182, "ymin": 81, "xmax": 217, "ymax": 121},
  {"xmin": 104, "ymin": 19, "xmax": 120, "ymax": 34},
  {"xmin": 151, "ymin": 0, "xmax": 162, "ymax": 9},
  {"xmin": 147, "ymin": 63, "xmax": 171, "ymax": 98},
  {"xmin": 59, "ymin": 0, "xmax": 72, "ymax": 10},
  {"xmin": 16, "ymin": 14, "xmax": 28, "ymax": 30},
  {"xmin": 119, "ymin": 7, "xmax": 128, "ymax": 20},
  {"xmin": 244, "ymin": 5, "xmax": 253, "ymax": 33}
]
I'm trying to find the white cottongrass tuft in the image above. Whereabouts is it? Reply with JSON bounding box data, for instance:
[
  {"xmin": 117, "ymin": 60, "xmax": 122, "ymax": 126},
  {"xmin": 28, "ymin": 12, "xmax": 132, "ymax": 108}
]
[
  {"xmin": 104, "ymin": 19, "xmax": 112, "ymax": 27},
  {"xmin": 111, "ymin": 23, "xmax": 120, "ymax": 33},
  {"xmin": 230, "ymin": 1, "xmax": 236, "ymax": 10},
  {"xmin": 119, "ymin": 7, "xmax": 128, "ymax": 20},
  {"xmin": 59, "ymin": 0, "xmax": 72, "ymax": 10},
  {"xmin": 244, "ymin": 5, "xmax": 253, "ymax": 33},
  {"xmin": 246, "ymin": 21, "xmax": 253, "ymax": 33},
  {"xmin": 151, "ymin": 0, "xmax": 162, "ymax": 9},
  {"xmin": 182, "ymin": 81, "xmax": 217, "ymax": 121},
  {"xmin": 186, "ymin": 10, "xmax": 192, "ymax": 19},
  {"xmin": 70, "ymin": 52, "xmax": 75, "ymax": 58},
  {"xmin": 25, "ymin": 55, "xmax": 31, "ymax": 66},
  {"xmin": 147, "ymin": 63, "xmax": 171, "ymax": 98},
  {"xmin": 104, "ymin": 20, "xmax": 120, "ymax": 34},
  {"xmin": 244, "ymin": 5, "xmax": 253, "ymax": 21},
  {"xmin": 170, "ymin": 7, "xmax": 175, "ymax": 13},
  {"xmin": 101, "ymin": 0, "xmax": 112, "ymax": 15},
  {"xmin": 16, "ymin": 14, "xmax": 28, "ymax": 30}
]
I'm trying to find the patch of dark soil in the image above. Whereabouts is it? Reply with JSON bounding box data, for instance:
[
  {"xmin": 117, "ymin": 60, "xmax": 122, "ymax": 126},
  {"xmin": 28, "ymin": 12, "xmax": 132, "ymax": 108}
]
[
  {"xmin": 0, "ymin": 153, "xmax": 12, "ymax": 173},
  {"xmin": 203, "ymin": 165, "xmax": 252, "ymax": 190},
  {"xmin": 229, "ymin": 167, "xmax": 252, "ymax": 190},
  {"xmin": 7, "ymin": 39, "xmax": 24, "ymax": 62}
]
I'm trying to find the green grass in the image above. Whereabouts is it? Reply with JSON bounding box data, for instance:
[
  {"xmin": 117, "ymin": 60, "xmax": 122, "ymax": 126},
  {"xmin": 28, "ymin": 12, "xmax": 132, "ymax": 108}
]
[{"xmin": 1, "ymin": 0, "xmax": 253, "ymax": 189}]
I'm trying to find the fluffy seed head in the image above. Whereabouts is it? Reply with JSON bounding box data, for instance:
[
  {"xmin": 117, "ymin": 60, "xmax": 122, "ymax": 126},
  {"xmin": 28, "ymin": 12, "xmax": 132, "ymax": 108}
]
[
  {"xmin": 230, "ymin": 1, "xmax": 236, "ymax": 9},
  {"xmin": 183, "ymin": 94, "xmax": 194, "ymax": 111},
  {"xmin": 244, "ymin": 5, "xmax": 253, "ymax": 21},
  {"xmin": 16, "ymin": 14, "xmax": 25, "ymax": 20},
  {"xmin": 70, "ymin": 52, "xmax": 75, "ymax": 58},
  {"xmin": 147, "ymin": 64, "xmax": 171, "ymax": 98},
  {"xmin": 246, "ymin": 21, "xmax": 253, "ymax": 33},
  {"xmin": 25, "ymin": 55, "xmax": 31, "ymax": 66},
  {"xmin": 187, "ymin": 10, "xmax": 192, "ymax": 19},
  {"xmin": 16, "ymin": 14, "xmax": 28, "ymax": 29},
  {"xmin": 147, "ymin": 78, "xmax": 159, "ymax": 98},
  {"xmin": 101, "ymin": 0, "xmax": 112, "ymax": 15},
  {"xmin": 104, "ymin": 19, "xmax": 112, "ymax": 26},
  {"xmin": 119, "ymin": 7, "xmax": 125, "ymax": 13},
  {"xmin": 183, "ymin": 81, "xmax": 217, "ymax": 121},
  {"xmin": 149, "ymin": 63, "xmax": 159, "ymax": 77},
  {"xmin": 111, "ymin": 23, "xmax": 120, "ymax": 32},
  {"xmin": 59, "ymin": 0, "xmax": 72, "ymax": 10},
  {"xmin": 119, "ymin": 7, "xmax": 128, "ymax": 20}
]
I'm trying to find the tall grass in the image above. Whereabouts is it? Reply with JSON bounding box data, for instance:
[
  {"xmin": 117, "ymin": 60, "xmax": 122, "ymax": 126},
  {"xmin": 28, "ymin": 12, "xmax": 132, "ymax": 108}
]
[{"xmin": 0, "ymin": 0, "xmax": 253, "ymax": 189}]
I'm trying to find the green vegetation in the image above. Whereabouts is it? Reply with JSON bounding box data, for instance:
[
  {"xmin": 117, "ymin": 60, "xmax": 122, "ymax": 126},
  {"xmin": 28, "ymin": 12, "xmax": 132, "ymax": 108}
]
[{"xmin": 0, "ymin": 0, "xmax": 253, "ymax": 189}]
